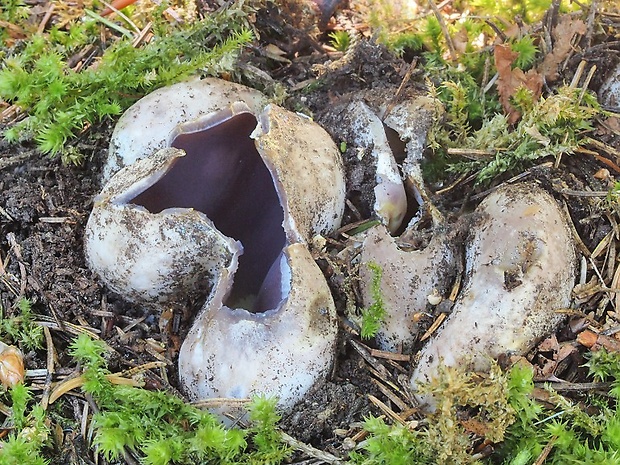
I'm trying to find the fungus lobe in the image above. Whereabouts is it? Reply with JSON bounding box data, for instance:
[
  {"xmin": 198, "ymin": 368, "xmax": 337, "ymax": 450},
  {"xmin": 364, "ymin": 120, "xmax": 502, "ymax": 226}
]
[
  {"xmin": 85, "ymin": 79, "xmax": 346, "ymax": 414},
  {"xmin": 129, "ymin": 108, "xmax": 286, "ymax": 312}
]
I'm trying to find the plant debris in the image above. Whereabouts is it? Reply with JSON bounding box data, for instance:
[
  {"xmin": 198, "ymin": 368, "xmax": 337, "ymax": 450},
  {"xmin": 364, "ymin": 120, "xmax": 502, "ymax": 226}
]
[{"xmin": 2, "ymin": 0, "xmax": 620, "ymax": 464}]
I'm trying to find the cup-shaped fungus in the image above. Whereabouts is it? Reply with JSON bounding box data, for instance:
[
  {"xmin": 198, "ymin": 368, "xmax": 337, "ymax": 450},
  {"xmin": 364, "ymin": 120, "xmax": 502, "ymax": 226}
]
[
  {"xmin": 411, "ymin": 183, "xmax": 576, "ymax": 409},
  {"xmin": 358, "ymin": 225, "xmax": 456, "ymax": 352},
  {"xmin": 85, "ymin": 79, "xmax": 345, "ymax": 413},
  {"xmin": 338, "ymin": 94, "xmax": 456, "ymax": 351},
  {"xmin": 179, "ymin": 242, "xmax": 337, "ymax": 411},
  {"xmin": 342, "ymin": 100, "xmax": 408, "ymax": 234}
]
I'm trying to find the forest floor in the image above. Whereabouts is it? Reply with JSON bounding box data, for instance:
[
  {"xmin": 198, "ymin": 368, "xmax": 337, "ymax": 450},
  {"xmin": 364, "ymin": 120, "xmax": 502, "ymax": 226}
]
[{"xmin": 1, "ymin": 0, "xmax": 620, "ymax": 463}]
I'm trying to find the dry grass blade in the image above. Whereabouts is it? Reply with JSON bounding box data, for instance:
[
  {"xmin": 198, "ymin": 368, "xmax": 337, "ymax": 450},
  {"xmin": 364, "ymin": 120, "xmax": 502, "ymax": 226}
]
[
  {"xmin": 611, "ymin": 260, "xmax": 620, "ymax": 312},
  {"xmin": 420, "ymin": 312, "xmax": 446, "ymax": 342},
  {"xmin": 350, "ymin": 339, "xmax": 391, "ymax": 379},
  {"xmin": 591, "ymin": 230, "xmax": 613, "ymax": 260},
  {"xmin": 191, "ymin": 397, "xmax": 252, "ymax": 409},
  {"xmin": 382, "ymin": 59, "xmax": 418, "ymax": 121},
  {"xmin": 34, "ymin": 315, "xmax": 100, "ymax": 338},
  {"xmin": 533, "ymin": 435, "xmax": 558, "ymax": 465},
  {"xmin": 49, "ymin": 373, "xmax": 141, "ymax": 404},
  {"xmin": 40, "ymin": 326, "xmax": 56, "ymax": 410},
  {"xmin": 562, "ymin": 202, "xmax": 592, "ymax": 258},
  {"xmin": 369, "ymin": 348, "xmax": 410, "ymax": 362},
  {"xmin": 371, "ymin": 378, "xmax": 411, "ymax": 412},
  {"xmin": 428, "ymin": 0, "xmax": 456, "ymax": 61},
  {"xmin": 280, "ymin": 431, "xmax": 346, "ymax": 464},
  {"xmin": 446, "ymin": 148, "xmax": 496, "ymax": 159},
  {"xmin": 367, "ymin": 395, "xmax": 412, "ymax": 427}
]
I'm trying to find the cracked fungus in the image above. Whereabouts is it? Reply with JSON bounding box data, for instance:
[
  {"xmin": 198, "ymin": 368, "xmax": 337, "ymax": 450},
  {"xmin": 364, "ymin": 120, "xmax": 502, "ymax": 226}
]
[
  {"xmin": 86, "ymin": 78, "xmax": 578, "ymax": 418},
  {"xmin": 85, "ymin": 78, "xmax": 346, "ymax": 416}
]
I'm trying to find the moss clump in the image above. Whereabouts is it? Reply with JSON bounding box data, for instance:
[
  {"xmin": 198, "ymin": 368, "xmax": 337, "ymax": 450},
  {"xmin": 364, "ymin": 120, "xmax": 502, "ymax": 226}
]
[
  {"xmin": 352, "ymin": 362, "xmax": 516, "ymax": 465},
  {"xmin": 440, "ymin": 85, "xmax": 600, "ymax": 184},
  {"xmin": 360, "ymin": 262, "xmax": 387, "ymax": 339},
  {"xmin": 0, "ymin": 297, "xmax": 43, "ymax": 351},
  {"xmin": 0, "ymin": 384, "xmax": 49, "ymax": 465},
  {"xmin": 70, "ymin": 333, "xmax": 291, "ymax": 465},
  {"xmin": 352, "ymin": 351, "xmax": 620, "ymax": 464},
  {"xmin": 0, "ymin": 1, "xmax": 257, "ymax": 164}
]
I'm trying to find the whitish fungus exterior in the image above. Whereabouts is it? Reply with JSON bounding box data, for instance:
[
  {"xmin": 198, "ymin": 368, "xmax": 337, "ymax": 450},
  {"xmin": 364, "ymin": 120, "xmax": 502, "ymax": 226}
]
[
  {"xmin": 599, "ymin": 62, "xmax": 620, "ymax": 108},
  {"xmin": 344, "ymin": 93, "xmax": 455, "ymax": 351},
  {"xmin": 359, "ymin": 226, "xmax": 456, "ymax": 352},
  {"xmin": 85, "ymin": 79, "xmax": 345, "ymax": 415},
  {"xmin": 411, "ymin": 183, "xmax": 576, "ymax": 409}
]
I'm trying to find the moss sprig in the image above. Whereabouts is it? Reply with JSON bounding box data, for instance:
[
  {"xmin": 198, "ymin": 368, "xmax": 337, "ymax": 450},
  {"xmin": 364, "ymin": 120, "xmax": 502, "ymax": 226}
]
[
  {"xmin": 0, "ymin": 1, "xmax": 256, "ymax": 164},
  {"xmin": 66, "ymin": 333, "xmax": 290, "ymax": 465},
  {"xmin": 350, "ymin": 416, "xmax": 433, "ymax": 465},
  {"xmin": 0, "ymin": 384, "xmax": 50, "ymax": 465},
  {"xmin": 0, "ymin": 297, "xmax": 44, "ymax": 351},
  {"xmin": 360, "ymin": 262, "xmax": 387, "ymax": 339}
]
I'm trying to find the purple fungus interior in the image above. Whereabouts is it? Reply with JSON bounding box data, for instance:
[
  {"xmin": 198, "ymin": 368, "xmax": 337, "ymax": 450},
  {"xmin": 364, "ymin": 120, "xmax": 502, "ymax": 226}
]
[{"xmin": 128, "ymin": 111, "xmax": 287, "ymax": 312}]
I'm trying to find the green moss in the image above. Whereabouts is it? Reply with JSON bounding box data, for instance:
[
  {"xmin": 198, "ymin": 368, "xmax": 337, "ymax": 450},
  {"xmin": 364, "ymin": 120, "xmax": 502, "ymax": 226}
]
[
  {"xmin": 0, "ymin": 385, "xmax": 50, "ymax": 465},
  {"xmin": 0, "ymin": 0, "xmax": 30, "ymax": 44},
  {"xmin": 497, "ymin": 350, "xmax": 620, "ymax": 464},
  {"xmin": 0, "ymin": 297, "xmax": 43, "ymax": 351},
  {"xmin": 510, "ymin": 35, "xmax": 539, "ymax": 70},
  {"xmin": 329, "ymin": 30, "xmax": 351, "ymax": 52},
  {"xmin": 470, "ymin": 0, "xmax": 583, "ymax": 23},
  {"xmin": 350, "ymin": 416, "xmax": 433, "ymax": 464},
  {"xmin": 360, "ymin": 261, "xmax": 387, "ymax": 339},
  {"xmin": 353, "ymin": 351, "xmax": 620, "ymax": 464},
  {"xmin": 65, "ymin": 333, "xmax": 291, "ymax": 464},
  {"xmin": 386, "ymin": 32, "xmax": 425, "ymax": 57},
  {"xmin": 352, "ymin": 362, "xmax": 516, "ymax": 465},
  {"xmin": 0, "ymin": 1, "xmax": 257, "ymax": 164},
  {"xmin": 465, "ymin": 86, "xmax": 599, "ymax": 183},
  {"xmin": 368, "ymin": 0, "xmax": 598, "ymax": 186}
]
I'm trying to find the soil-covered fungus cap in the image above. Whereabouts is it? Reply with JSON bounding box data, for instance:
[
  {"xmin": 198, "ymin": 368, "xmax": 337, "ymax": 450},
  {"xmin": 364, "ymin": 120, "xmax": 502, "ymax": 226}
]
[
  {"xmin": 85, "ymin": 79, "xmax": 346, "ymax": 414},
  {"xmin": 411, "ymin": 183, "xmax": 576, "ymax": 409}
]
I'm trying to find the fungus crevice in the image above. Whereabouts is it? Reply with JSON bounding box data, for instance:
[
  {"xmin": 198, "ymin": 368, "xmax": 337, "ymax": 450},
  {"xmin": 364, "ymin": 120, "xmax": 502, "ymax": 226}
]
[
  {"xmin": 86, "ymin": 78, "xmax": 345, "ymax": 412},
  {"xmin": 128, "ymin": 110, "xmax": 287, "ymax": 312}
]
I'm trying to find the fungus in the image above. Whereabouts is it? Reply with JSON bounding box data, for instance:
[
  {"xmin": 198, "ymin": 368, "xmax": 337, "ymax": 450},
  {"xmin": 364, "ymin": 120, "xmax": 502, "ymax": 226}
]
[
  {"xmin": 343, "ymin": 100, "xmax": 408, "ymax": 234},
  {"xmin": 129, "ymin": 106, "xmax": 286, "ymax": 311},
  {"xmin": 599, "ymin": 62, "xmax": 620, "ymax": 108},
  {"xmin": 345, "ymin": 95, "xmax": 455, "ymax": 351},
  {"xmin": 85, "ymin": 79, "xmax": 346, "ymax": 413},
  {"xmin": 0, "ymin": 341, "xmax": 25, "ymax": 388},
  {"xmin": 411, "ymin": 183, "xmax": 576, "ymax": 409}
]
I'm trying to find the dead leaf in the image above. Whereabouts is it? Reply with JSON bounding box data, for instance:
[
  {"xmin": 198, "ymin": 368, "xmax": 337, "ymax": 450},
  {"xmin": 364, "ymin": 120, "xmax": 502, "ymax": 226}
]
[
  {"xmin": 556, "ymin": 343, "xmax": 577, "ymax": 365},
  {"xmin": 593, "ymin": 168, "xmax": 611, "ymax": 181},
  {"xmin": 460, "ymin": 418, "xmax": 491, "ymax": 437},
  {"xmin": 539, "ymin": 16, "xmax": 587, "ymax": 81},
  {"xmin": 577, "ymin": 329, "xmax": 620, "ymax": 352},
  {"xmin": 0, "ymin": 20, "xmax": 27, "ymax": 45},
  {"xmin": 538, "ymin": 354, "xmax": 557, "ymax": 379},
  {"xmin": 596, "ymin": 116, "xmax": 620, "ymax": 137},
  {"xmin": 538, "ymin": 334, "xmax": 559, "ymax": 352},
  {"xmin": 494, "ymin": 44, "xmax": 543, "ymax": 124},
  {"xmin": 0, "ymin": 343, "xmax": 25, "ymax": 388},
  {"xmin": 503, "ymin": 22, "xmax": 531, "ymax": 40},
  {"xmin": 453, "ymin": 27, "xmax": 469, "ymax": 55},
  {"xmin": 263, "ymin": 44, "xmax": 292, "ymax": 64}
]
